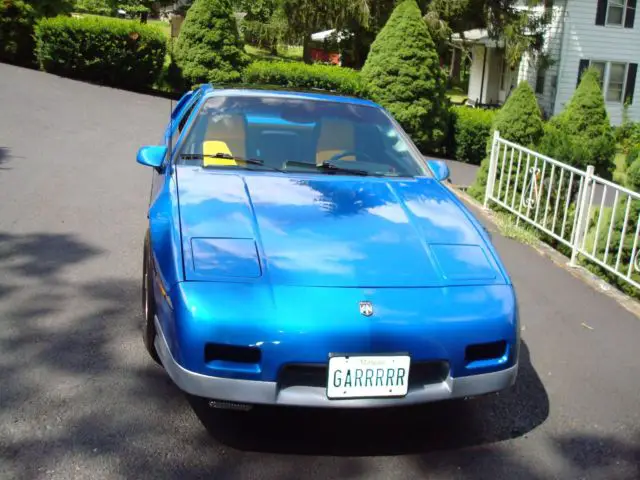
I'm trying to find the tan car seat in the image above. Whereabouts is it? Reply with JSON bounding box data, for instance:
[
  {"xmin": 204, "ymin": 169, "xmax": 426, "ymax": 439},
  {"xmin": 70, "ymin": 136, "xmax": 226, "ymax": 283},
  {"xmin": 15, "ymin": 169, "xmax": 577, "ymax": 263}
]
[{"xmin": 315, "ymin": 118, "xmax": 355, "ymax": 165}]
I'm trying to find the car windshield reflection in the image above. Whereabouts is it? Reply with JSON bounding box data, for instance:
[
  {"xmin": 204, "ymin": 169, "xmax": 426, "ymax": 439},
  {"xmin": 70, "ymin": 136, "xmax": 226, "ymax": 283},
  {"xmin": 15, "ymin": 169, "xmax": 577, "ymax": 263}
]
[{"xmin": 176, "ymin": 95, "xmax": 430, "ymax": 178}]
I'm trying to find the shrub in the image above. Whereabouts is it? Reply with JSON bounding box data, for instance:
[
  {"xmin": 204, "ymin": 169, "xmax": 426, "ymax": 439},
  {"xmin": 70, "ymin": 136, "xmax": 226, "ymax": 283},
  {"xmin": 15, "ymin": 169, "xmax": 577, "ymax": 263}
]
[
  {"xmin": 1, "ymin": 0, "xmax": 72, "ymax": 65},
  {"xmin": 627, "ymin": 146, "xmax": 640, "ymax": 169},
  {"xmin": 540, "ymin": 68, "xmax": 616, "ymax": 179},
  {"xmin": 173, "ymin": 0, "xmax": 249, "ymax": 87},
  {"xmin": 242, "ymin": 61, "xmax": 368, "ymax": 96},
  {"xmin": 361, "ymin": 0, "xmax": 448, "ymax": 153},
  {"xmin": 74, "ymin": 0, "xmax": 112, "ymax": 15},
  {"xmin": 618, "ymin": 121, "xmax": 640, "ymax": 162},
  {"xmin": 539, "ymin": 122, "xmax": 615, "ymax": 178},
  {"xmin": 582, "ymin": 196, "xmax": 640, "ymax": 299},
  {"xmin": 0, "ymin": 1, "xmax": 36, "ymax": 65},
  {"xmin": 490, "ymin": 82, "xmax": 545, "ymax": 147},
  {"xmin": 448, "ymin": 106, "xmax": 497, "ymax": 165},
  {"xmin": 467, "ymin": 81, "xmax": 544, "ymax": 201},
  {"xmin": 615, "ymin": 121, "xmax": 638, "ymax": 152},
  {"xmin": 35, "ymin": 16, "xmax": 166, "ymax": 89},
  {"xmin": 627, "ymin": 157, "xmax": 640, "ymax": 192},
  {"xmin": 553, "ymin": 69, "xmax": 611, "ymax": 137}
]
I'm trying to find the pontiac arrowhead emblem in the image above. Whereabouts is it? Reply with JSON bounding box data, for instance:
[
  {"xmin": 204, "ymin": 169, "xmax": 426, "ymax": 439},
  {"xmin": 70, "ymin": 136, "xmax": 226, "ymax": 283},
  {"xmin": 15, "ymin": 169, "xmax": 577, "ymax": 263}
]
[{"xmin": 359, "ymin": 301, "xmax": 373, "ymax": 317}]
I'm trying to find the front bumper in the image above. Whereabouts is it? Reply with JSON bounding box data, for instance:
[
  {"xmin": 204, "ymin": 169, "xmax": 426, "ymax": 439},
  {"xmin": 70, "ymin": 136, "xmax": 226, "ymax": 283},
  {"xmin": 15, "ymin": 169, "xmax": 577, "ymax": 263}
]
[{"xmin": 155, "ymin": 317, "xmax": 518, "ymax": 408}]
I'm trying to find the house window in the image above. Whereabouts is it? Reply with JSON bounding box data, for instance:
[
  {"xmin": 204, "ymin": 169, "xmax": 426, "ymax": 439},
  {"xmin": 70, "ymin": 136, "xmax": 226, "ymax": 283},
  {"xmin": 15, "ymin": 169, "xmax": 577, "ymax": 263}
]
[
  {"xmin": 589, "ymin": 60, "xmax": 628, "ymax": 103},
  {"xmin": 607, "ymin": 0, "xmax": 626, "ymax": 25},
  {"xmin": 607, "ymin": 62, "xmax": 627, "ymax": 102},
  {"xmin": 536, "ymin": 69, "xmax": 546, "ymax": 94},
  {"xmin": 596, "ymin": 0, "xmax": 636, "ymax": 28}
]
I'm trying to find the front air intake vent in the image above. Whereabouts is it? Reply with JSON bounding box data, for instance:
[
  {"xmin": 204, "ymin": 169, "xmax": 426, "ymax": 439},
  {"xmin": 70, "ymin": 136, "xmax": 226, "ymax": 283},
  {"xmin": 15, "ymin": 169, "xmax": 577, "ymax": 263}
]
[
  {"xmin": 204, "ymin": 343, "xmax": 261, "ymax": 364},
  {"xmin": 465, "ymin": 340, "xmax": 507, "ymax": 363}
]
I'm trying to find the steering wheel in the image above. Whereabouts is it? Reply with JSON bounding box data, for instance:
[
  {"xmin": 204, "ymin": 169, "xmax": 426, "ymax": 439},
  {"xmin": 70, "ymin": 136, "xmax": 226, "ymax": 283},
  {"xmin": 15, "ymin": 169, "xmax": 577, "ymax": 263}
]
[{"xmin": 329, "ymin": 150, "xmax": 375, "ymax": 163}]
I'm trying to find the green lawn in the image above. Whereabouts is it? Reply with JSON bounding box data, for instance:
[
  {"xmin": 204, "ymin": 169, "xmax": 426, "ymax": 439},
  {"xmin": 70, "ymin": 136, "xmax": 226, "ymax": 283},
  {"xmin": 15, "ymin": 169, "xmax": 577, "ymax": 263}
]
[
  {"xmin": 148, "ymin": 18, "xmax": 171, "ymax": 38},
  {"xmin": 446, "ymin": 86, "xmax": 467, "ymax": 104},
  {"xmin": 244, "ymin": 44, "xmax": 303, "ymax": 63}
]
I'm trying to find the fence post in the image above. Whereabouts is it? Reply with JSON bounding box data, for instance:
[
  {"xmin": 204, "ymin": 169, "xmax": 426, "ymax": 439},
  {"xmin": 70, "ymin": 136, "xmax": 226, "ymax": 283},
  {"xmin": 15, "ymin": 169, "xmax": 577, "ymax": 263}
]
[
  {"xmin": 484, "ymin": 130, "xmax": 500, "ymax": 209},
  {"xmin": 570, "ymin": 165, "xmax": 594, "ymax": 267}
]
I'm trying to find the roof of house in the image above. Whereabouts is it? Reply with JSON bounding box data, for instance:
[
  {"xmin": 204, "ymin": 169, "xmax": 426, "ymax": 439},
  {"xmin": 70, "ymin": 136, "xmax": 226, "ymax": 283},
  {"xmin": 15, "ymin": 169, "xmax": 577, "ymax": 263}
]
[
  {"xmin": 310, "ymin": 29, "xmax": 351, "ymax": 42},
  {"xmin": 451, "ymin": 29, "xmax": 504, "ymax": 48}
]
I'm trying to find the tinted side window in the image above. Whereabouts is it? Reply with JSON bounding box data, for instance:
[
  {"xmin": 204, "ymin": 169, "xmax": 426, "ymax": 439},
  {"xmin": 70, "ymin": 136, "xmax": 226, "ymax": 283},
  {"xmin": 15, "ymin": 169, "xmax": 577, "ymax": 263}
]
[{"xmin": 170, "ymin": 98, "xmax": 199, "ymax": 149}]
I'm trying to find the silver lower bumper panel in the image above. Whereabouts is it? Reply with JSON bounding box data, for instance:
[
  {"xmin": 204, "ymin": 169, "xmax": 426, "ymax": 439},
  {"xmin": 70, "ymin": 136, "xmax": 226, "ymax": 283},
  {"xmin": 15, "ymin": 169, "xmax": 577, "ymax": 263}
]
[{"xmin": 155, "ymin": 317, "xmax": 517, "ymax": 408}]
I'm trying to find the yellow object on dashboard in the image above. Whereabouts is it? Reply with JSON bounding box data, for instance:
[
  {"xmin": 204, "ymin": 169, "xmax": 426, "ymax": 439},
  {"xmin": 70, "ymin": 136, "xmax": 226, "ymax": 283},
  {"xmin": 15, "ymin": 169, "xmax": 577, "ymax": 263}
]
[{"xmin": 203, "ymin": 141, "xmax": 237, "ymax": 166}]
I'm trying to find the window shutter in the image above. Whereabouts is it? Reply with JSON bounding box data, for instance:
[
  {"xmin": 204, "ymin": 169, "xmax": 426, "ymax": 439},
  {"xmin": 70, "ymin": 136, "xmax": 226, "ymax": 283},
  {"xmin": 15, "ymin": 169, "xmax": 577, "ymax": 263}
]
[
  {"xmin": 577, "ymin": 59, "xmax": 589, "ymax": 87},
  {"xmin": 625, "ymin": 0, "xmax": 637, "ymax": 28},
  {"xmin": 595, "ymin": 0, "xmax": 608, "ymax": 25},
  {"xmin": 625, "ymin": 63, "xmax": 638, "ymax": 105}
]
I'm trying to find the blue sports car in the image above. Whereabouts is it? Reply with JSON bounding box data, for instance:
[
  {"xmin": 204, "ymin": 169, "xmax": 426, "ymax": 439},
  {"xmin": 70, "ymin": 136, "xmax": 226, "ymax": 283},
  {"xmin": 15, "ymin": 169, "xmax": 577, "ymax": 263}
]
[{"xmin": 137, "ymin": 84, "xmax": 519, "ymax": 413}]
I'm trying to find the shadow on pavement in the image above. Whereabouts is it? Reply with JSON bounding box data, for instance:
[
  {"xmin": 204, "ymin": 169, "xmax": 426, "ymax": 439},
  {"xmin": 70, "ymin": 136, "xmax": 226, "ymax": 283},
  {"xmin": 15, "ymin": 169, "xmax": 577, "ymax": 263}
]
[
  {"xmin": 0, "ymin": 146, "xmax": 9, "ymax": 168},
  {"xmin": 408, "ymin": 430, "xmax": 640, "ymax": 480},
  {"xmin": 0, "ymin": 231, "xmax": 102, "ymax": 279},
  {"xmin": 192, "ymin": 341, "xmax": 549, "ymax": 457},
  {"xmin": 1, "ymin": 229, "xmax": 638, "ymax": 479},
  {"xmin": 550, "ymin": 433, "xmax": 640, "ymax": 478}
]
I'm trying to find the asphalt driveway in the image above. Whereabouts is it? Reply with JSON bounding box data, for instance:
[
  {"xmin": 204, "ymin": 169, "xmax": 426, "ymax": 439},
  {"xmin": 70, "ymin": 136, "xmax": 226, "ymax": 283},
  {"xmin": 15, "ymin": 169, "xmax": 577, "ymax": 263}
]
[{"xmin": 1, "ymin": 64, "xmax": 639, "ymax": 480}]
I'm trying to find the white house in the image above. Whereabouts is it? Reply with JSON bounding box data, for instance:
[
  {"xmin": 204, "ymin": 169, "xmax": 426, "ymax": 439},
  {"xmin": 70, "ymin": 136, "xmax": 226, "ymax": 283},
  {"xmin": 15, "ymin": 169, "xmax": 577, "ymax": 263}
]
[{"xmin": 454, "ymin": 0, "xmax": 639, "ymax": 124}]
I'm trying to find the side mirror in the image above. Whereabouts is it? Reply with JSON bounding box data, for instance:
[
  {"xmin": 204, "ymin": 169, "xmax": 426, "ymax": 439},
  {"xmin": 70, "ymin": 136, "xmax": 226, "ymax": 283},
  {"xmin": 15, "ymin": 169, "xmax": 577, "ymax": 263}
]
[
  {"xmin": 427, "ymin": 159, "xmax": 450, "ymax": 182},
  {"xmin": 137, "ymin": 145, "xmax": 167, "ymax": 169}
]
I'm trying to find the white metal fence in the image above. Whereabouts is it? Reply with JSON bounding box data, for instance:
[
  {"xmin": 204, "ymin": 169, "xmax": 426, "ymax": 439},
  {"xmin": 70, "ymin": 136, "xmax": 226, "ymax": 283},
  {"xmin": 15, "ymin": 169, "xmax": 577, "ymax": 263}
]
[{"xmin": 484, "ymin": 131, "xmax": 640, "ymax": 291}]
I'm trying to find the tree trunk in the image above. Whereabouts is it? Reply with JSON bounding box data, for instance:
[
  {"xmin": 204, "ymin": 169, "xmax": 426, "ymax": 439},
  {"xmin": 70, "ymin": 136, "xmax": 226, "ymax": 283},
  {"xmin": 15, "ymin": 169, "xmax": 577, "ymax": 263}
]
[
  {"xmin": 348, "ymin": 28, "xmax": 371, "ymax": 69},
  {"xmin": 140, "ymin": 11, "xmax": 148, "ymax": 24},
  {"xmin": 352, "ymin": 31, "xmax": 364, "ymax": 69},
  {"xmin": 270, "ymin": 41, "xmax": 278, "ymax": 56},
  {"xmin": 303, "ymin": 35, "xmax": 312, "ymax": 64},
  {"xmin": 450, "ymin": 48, "xmax": 461, "ymax": 84}
]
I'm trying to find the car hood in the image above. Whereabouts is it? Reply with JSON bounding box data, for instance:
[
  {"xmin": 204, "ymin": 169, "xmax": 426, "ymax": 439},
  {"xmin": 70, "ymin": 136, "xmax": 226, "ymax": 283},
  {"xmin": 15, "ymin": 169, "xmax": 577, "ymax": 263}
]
[{"xmin": 176, "ymin": 167, "xmax": 507, "ymax": 287}]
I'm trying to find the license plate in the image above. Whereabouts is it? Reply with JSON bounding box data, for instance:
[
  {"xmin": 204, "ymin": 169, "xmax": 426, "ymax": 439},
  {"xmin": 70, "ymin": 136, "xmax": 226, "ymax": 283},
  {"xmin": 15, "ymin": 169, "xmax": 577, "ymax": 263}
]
[{"xmin": 326, "ymin": 355, "xmax": 411, "ymax": 399}]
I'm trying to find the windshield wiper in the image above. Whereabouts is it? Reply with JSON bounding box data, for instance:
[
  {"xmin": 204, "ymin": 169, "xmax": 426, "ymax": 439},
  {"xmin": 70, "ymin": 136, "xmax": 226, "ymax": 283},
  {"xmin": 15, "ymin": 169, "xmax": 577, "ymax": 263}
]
[
  {"xmin": 179, "ymin": 153, "xmax": 284, "ymax": 172},
  {"xmin": 286, "ymin": 160, "xmax": 371, "ymax": 176}
]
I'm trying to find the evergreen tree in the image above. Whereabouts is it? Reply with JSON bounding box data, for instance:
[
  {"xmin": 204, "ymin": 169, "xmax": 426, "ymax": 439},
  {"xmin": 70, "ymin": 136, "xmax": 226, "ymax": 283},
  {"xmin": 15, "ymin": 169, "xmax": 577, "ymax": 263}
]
[
  {"xmin": 467, "ymin": 81, "xmax": 544, "ymax": 201},
  {"xmin": 538, "ymin": 68, "xmax": 616, "ymax": 178},
  {"xmin": 174, "ymin": 0, "xmax": 248, "ymax": 86},
  {"xmin": 361, "ymin": 0, "xmax": 448, "ymax": 153}
]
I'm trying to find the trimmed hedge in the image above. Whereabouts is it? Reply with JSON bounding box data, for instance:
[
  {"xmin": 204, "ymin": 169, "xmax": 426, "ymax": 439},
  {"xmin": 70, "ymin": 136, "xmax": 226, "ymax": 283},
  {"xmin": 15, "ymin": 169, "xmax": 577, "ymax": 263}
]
[
  {"xmin": 242, "ymin": 61, "xmax": 369, "ymax": 97},
  {"xmin": 74, "ymin": 0, "xmax": 112, "ymax": 16},
  {"xmin": 35, "ymin": 16, "xmax": 166, "ymax": 89},
  {"xmin": 449, "ymin": 106, "xmax": 496, "ymax": 165}
]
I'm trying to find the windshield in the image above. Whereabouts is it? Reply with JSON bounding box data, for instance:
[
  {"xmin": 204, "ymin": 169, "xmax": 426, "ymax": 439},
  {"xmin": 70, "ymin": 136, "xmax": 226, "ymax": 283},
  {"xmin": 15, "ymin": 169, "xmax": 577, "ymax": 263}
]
[{"xmin": 176, "ymin": 94, "xmax": 430, "ymax": 177}]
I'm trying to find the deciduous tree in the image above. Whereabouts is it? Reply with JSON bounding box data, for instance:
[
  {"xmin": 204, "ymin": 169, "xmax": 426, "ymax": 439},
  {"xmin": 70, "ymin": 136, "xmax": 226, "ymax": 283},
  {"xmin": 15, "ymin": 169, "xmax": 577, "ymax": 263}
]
[{"xmin": 0, "ymin": 0, "xmax": 73, "ymax": 65}]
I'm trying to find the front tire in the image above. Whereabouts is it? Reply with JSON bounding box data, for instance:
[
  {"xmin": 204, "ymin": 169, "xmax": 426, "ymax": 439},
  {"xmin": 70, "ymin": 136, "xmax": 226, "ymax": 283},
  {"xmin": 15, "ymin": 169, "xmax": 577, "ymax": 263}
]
[{"xmin": 142, "ymin": 230, "xmax": 161, "ymax": 365}]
